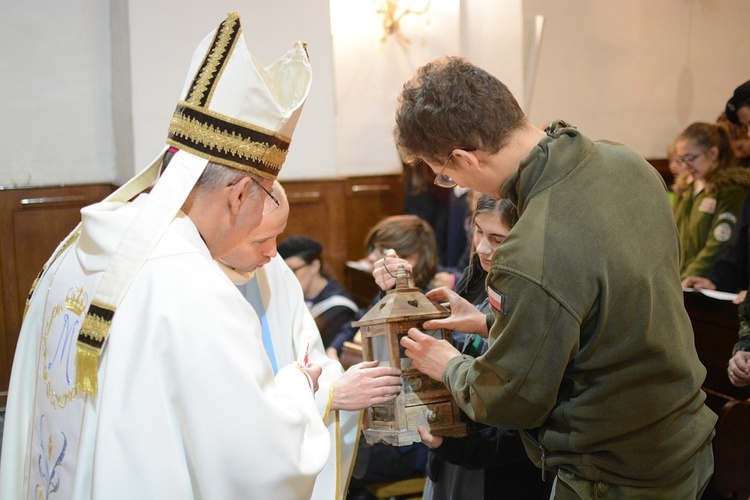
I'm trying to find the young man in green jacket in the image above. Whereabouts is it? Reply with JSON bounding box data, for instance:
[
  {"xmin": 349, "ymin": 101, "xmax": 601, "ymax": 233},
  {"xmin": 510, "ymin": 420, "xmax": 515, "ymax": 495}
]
[{"xmin": 389, "ymin": 56, "xmax": 717, "ymax": 498}]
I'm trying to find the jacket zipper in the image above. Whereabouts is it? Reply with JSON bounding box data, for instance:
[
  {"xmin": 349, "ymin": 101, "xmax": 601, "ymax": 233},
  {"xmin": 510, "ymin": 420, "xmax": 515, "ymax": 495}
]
[{"xmin": 522, "ymin": 429, "xmax": 548, "ymax": 481}]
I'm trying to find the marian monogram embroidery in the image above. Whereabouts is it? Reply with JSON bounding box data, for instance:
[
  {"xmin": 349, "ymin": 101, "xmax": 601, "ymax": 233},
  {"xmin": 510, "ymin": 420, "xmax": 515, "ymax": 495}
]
[
  {"xmin": 42, "ymin": 286, "xmax": 88, "ymax": 409},
  {"xmin": 29, "ymin": 252, "xmax": 92, "ymax": 499}
]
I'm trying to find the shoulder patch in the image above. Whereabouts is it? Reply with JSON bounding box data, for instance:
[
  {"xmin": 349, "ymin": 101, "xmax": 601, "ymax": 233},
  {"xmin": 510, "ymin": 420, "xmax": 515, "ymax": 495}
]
[
  {"xmin": 717, "ymin": 212, "xmax": 738, "ymax": 224},
  {"xmin": 487, "ymin": 285, "xmax": 507, "ymax": 315},
  {"xmin": 698, "ymin": 197, "xmax": 717, "ymax": 214},
  {"xmin": 714, "ymin": 222, "xmax": 732, "ymax": 242}
]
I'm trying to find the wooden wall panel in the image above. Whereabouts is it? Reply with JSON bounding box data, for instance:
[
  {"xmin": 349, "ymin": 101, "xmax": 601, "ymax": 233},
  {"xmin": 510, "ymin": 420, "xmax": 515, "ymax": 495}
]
[
  {"xmin": 282, "ymin": 180, "xmax": 348, "ymax": 284},
  {"xmin": 13, "ymin": 206, "xmax": 86, "ymax": 313},
  {"xmin": 344, "ymin": 176, "xmax": 404, "ymax": 263},
  {"xmin": 0, "ymin": 245, "xmax": 5, "ymax": 405},
  {"xmin": 683, "ymin": 291, "xmax": 744, "ymax": 401},
  {"xmin": 646, "ymin": 158, "xmax": 672, "ymax": 187},
  {"xmin": 280, "ymin": 175, "xmax": 404, "ymax": 286}
]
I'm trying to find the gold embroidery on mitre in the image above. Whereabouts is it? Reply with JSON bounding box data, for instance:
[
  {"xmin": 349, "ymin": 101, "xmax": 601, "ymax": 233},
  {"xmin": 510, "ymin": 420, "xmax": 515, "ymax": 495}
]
[
  {"xmin": 168, "ymin": 111, "xmax": 288, "ymax": 172},
  {"xmin": 187, "ymin": 11, "xmax": 241, "ymax": 107},
  {"xmin": 205, "ymin": 14, "xmax": 241, "ymax": 107}
]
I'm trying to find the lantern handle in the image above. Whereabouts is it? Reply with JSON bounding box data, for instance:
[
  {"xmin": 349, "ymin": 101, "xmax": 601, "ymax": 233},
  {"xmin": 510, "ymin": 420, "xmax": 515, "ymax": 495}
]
[
  {"xmin": 382, "ymin": 251, "xmax": 397, "ymax": 279},
  {"xmin": 382, "ymin": 250, "xmax": 412, "ymax": 288}
]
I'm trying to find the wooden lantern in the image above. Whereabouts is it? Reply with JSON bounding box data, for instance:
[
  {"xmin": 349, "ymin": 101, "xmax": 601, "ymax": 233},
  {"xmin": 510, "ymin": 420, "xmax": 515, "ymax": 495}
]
[{"xmin": 352, "ymin": 265, "xmax": 466, "ymax": 446}]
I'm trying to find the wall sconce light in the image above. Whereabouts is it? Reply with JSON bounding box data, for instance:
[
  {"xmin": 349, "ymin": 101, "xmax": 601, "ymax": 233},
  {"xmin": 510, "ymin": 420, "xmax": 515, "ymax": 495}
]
[{"xmin": 374, "ymin": 0, "xmax": 431, "ymax": 44}]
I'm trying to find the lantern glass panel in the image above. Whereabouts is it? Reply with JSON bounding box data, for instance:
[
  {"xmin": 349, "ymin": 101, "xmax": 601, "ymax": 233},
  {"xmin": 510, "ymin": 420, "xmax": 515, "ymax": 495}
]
[{"xmin": 371, "ymin": 334, "xmax": 391, "ymax": 366}]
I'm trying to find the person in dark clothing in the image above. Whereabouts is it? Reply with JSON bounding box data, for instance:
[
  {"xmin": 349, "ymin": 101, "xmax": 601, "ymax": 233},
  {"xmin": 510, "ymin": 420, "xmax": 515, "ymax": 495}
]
[
  {"xmin": 717, "ymin": 111, "xmax": 750, "ymax": 168},
  {"xmin": 420, "ymin": 195, "xmax": 551, "ymax": 500},
  {"xmin": 277, "ymin": 236, "xmax": 358, "ymax": 348},
  {"xmin": 707, "ymin": 191, "xmax": 750, "ymax": 294},
  {"xmin": 402, "ymin": 160, "xmax": 451, "ymax": 262},
  {"xmin": 725, "ymin": 80, "xmax": 750, "ymax": 135},
  {"xmin": 728, "ymin": 292, "xmax": 750, "ymax": 388}
]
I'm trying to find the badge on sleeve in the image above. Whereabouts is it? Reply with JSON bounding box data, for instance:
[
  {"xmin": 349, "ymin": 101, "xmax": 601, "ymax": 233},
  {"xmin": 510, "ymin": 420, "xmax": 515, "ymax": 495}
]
[
  {"xmin": 714, "ymin": 222, "xmax": 732, "ymax": 242},
  {"xmin": 698, "ymin": 197, "xmax": 717, "ymax": 214},
  {"xmin": 718, "ymin": 212, "xmax": 738, "ymax": 224},
  {"xmin": 487, "ymin": 285, "xmax": 507, "ymax": 315}
]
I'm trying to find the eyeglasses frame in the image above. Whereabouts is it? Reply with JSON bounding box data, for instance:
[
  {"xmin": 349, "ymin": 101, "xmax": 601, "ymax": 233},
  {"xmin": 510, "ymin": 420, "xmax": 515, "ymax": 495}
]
[
  {"xmin": 433, "ymin": 148, "xmax": 477, "ymax": 189},
  {"xmin": 673, "ymin": 152, "xmax": 705, "ymax": 167}
]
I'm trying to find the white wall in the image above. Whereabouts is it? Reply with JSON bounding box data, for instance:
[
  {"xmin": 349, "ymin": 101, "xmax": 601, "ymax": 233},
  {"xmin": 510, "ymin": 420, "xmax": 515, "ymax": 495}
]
[
  {"xmin": 330, "ymin": 0, "xmax": 461, "ymax": 176},
  {"xmin": 524, "ymin": 0, "xmax": 750, "ymax": 157},
  {"xmin": 1, "ymin": 1, "xmax": 749, "ymax": 187},
  {"xmin": 126, "ymin": 0, "xmax": 336, "ymax": 181},
  {"xmin": 0, "ymin": 2, "xmax": 116, "ymax": 187},
  {"xmin": 462, "ymin": 1, "xmax": 525, "ymax": 104},
  {"xmin": 329, "ymin": 0, "xmax": 525, "ymax": 176}
]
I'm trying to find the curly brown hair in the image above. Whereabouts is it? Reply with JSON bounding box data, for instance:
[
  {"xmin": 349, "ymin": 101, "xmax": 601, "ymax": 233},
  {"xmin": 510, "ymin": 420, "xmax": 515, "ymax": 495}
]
[{"xmin": 395, "ymin": 56, "xmax": 526, "ymax": 165}]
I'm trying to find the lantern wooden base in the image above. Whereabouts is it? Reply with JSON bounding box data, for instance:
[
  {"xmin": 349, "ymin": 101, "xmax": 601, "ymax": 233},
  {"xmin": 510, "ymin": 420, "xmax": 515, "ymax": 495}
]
[
  {"xmin": 352, "ymin": 267, "xmax": 467, "ymax": 446},
  {"xmin": 364, "ymin": 366, "xmax": 467, "ymax": 446}
]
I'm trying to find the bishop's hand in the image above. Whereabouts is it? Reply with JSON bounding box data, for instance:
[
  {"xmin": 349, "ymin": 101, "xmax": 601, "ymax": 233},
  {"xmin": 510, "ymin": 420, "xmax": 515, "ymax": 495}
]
[{"xmin": 332, "ymin": 360, "xmax": 402, "ymax": 411}]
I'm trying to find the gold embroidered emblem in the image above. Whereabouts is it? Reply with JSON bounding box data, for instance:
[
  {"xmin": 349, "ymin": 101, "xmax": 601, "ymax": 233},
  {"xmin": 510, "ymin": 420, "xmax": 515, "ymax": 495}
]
[
  {"xmin": 41, "ymin": 284, "xmax": 90, "ymax": 409},
  {"xmin": 65, "ymin": 287, "xmax": 87, "ymax": 316}
]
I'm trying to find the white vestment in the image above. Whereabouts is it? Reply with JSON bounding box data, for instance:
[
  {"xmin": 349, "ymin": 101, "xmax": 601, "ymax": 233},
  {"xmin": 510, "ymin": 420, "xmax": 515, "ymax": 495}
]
[
  {"xmin": 231, "ymin": 256, "xmax": 361, "ymax": 500},
  {"xmin": 0, "ymin": 195, "xmax": 330, "ymax": 499}
]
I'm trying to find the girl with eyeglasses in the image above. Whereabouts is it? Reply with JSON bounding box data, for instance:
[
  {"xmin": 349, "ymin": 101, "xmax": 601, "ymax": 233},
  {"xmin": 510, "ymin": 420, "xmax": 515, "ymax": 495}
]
[{"xmin": 672, "ymin": 122, "xmax": 750, "ymax": 283}]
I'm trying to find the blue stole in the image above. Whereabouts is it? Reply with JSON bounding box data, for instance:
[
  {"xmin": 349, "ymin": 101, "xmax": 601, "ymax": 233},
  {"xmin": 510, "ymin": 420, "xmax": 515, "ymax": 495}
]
[{"xmin": 242, "ymin": 277, "xmax": 278, "ymax": 374}]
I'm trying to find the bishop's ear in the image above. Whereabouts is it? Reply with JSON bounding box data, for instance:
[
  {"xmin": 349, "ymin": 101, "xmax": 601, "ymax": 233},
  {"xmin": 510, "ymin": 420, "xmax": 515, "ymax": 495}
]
[{"xmin": 227, "ymin": 176, "xmax": 255, "ymax": 215}]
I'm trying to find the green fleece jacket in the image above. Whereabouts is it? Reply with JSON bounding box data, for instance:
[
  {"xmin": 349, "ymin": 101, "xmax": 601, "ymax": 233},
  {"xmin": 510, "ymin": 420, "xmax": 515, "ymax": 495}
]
[
  {"xmin": 443, "ymin": 122, "xmax": 717, "ymax": 487},
  {"xmin": 673, "ymin": 168, "xmax": 750, "ymax": 279}
]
